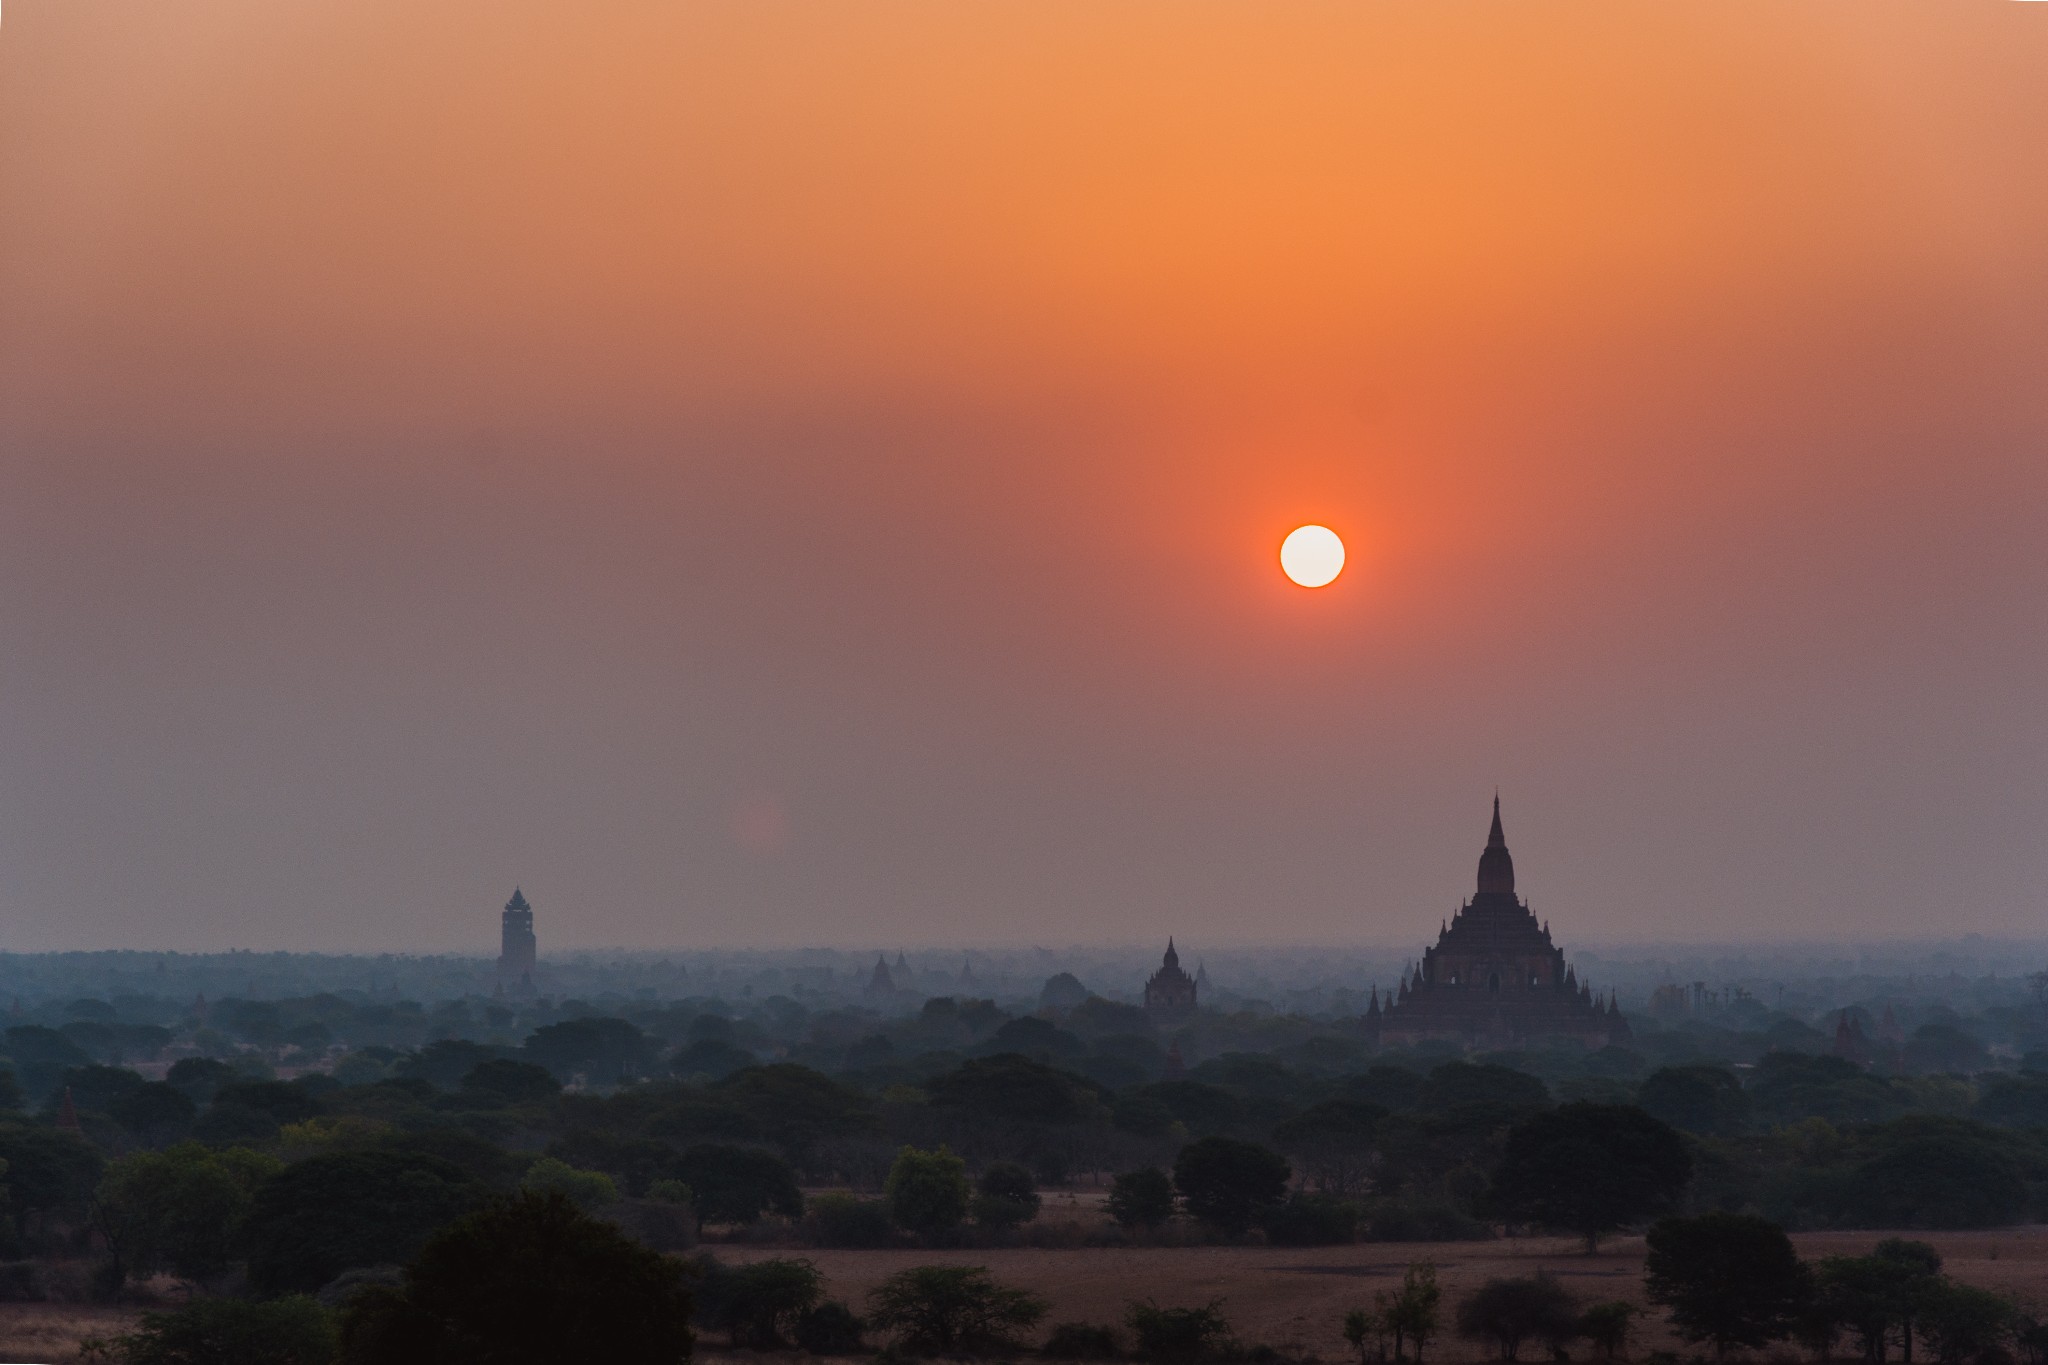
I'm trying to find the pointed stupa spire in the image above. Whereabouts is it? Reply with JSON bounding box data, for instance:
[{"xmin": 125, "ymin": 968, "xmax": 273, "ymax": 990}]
[
  {"xmin": 1163, "ymin": 937, "xmax": 1179, "ymax": 969},
  {"xmin": 1476, "ymin": 794, "xmax": 1517, "ymax": 895}
]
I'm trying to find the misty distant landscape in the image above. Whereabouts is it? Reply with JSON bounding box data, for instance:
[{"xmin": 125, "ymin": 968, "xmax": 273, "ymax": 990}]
[{"xmin": 7, "ymin": 0, "xmax": 2048, "ymax": 1362}]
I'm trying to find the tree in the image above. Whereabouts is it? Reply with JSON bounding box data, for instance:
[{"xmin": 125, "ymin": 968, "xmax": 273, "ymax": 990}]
[
  {"xmin": 885, "ymin": 1145, "xmax": 971, "ymax": 1238},
  {"xmin": 972, "ymin": 1162, "xmax": 1041, "ymax": 1231},
  {"xmin": 866, "ymin": 1264, "xmax": 1048, "ymax": 1355},
  {"xmin": 1916, "ymin": 1281, "xmax": 2016, "ymax": 1365},
  {"xmin": 1273, "ymin": 1100, "xmax": 1387, "ymax": 1197},
  {"xmin": 94, "ymin": 1295, "xmax": 336, "ymax": 1365},
  {"xmin": 1811, "ymin": 1246, "xmax": 1942, "ymax": 1365},
  {"xmin": 713, "ymin": 1064, "xmax": 874, "ymax": 1162},
  {"xmin": 338, "ymin": 1192, "xmax": 694, "ymax": 1365},
  {"xmin": 1490, "ymin": 1103, "xmax": 1692, "ymax": 1251},
  {"xmin": 242, "ymin": 1150, "xmax": 488, "ymax": 1295},
  {"xmin": 522, "ymin": 1018, "xmax": 655, "ymax": 1084},
  {"xmin": 676, "ymin": 1144, "xmax": 803, "ymax": 1225},
  {"xmin": 518, "ymin": 1157, "xmax": 617, "ymax": 1212},
  {"xmin": 1636, "ymin": 1067, "xmax": 1750, "ymax": 1137},
  {"xmin": 95, "ymin": 1142, "xmax": 282, "ymax": 1287},
  {"xmin": 215, "ymin": 1080, "xmax": 323, "ymax": 1126},
  {"xmin": 694, "ymin": 1255, "xmax": 826, "ymax": 1348},
  {"xmin": 1455, "ymin": 1274, "xmax": 1579, "ymax": 1362},
  {"xmin": 459, "ymin": 1059, "xmax": 560, "ymax": 1106},
  {"xmin": 926, "ymin": 1055, "xmax": 1089, "ymax": 1124},
  {"xmin": 1376, "ymin": 1263, "xmax": 1442, "ymax": 1363},
  {"xmin": 1644, "ymin": 1213, "xmax": 1810, "ymax": 1359},
  {"xmin": 1127, "ymin": 1300, "xmax": 1234, "ymax": 1364},
  {"xmin": 1345, "ymin": 1307, "xmax": 1389, "ymax": 1364},
  {"xmin": 107, "ymin": 1083, "xmax": 199, "ymax": 1145},
  {"xmin": 1172, "ymin": 1137, "xmax": 1290, "ymax": 1238},
  {"xmin": 1107, "ymin": 1168, "xmax": 1176, "ymax": 1230},
  {"xmin": 1577, "ymin": 1303, "xmax": 1638, "ymax": 1360},
  {"xmin": 1876, "ymin": 1239, "xmax": 1944, "ymax": 1364},
  {"xmin": 0, "ymin": 1122, "xmax": 104, "ymax": 1222}
]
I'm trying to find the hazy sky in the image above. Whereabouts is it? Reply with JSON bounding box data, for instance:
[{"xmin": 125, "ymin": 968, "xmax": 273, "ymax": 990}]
[{"xmin": 2, "ymin": 2, "xmax": 2044, "ymax": 953}]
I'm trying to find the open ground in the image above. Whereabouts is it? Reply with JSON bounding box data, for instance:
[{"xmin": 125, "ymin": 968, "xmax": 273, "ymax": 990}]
[{"xmin": 7, "ymin": 1228, "xmax": 2044, "ymax": 1364}]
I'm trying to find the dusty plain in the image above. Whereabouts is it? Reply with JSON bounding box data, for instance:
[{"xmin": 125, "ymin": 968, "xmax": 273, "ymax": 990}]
[{"xmin": 8, "ymin": 1227, "xmax": 2047, "ymax": 1363}]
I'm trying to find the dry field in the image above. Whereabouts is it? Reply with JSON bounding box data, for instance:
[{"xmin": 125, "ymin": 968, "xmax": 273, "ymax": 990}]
[
  {"xmin": 723, "ymin": 1227, "xmax": 2048, "ymax": 1364},
  {"xmin": 0, "ymin": 1303, "xmax": 143, "ymax": 1363},
  {"xmin": 6, "ymin": 1229, "xmax": 2048, "ymax": 1363}
]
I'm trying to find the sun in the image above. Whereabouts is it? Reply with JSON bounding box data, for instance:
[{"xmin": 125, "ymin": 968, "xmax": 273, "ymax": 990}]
[{"xmin": 1280, "ymin": 525, "xmax": 1345, "ymax": 588}]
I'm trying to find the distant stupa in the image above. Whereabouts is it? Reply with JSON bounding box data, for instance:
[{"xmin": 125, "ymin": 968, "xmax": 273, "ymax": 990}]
[
  {"xmin": 498, "ymin": 888, "xmax": 538, "ymax": 996},
  {"xmin": 1369, "ymin": 798, "xmax": 1630, "ymax": 1049}
]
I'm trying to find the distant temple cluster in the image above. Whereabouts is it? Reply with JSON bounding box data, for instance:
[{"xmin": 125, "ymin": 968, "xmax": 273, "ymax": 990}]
[
  {"xmin": 488, "ymin": 795, "xmax": 1634, "ymax": 1054},
  {"xmin": 1364, "ymin": 798, "xmax": 1629, "ymax": 1049}
]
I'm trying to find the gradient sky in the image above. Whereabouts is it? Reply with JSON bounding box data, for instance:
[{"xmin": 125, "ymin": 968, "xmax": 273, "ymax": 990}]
[{"xmin": 2, "ymin": 2, "xmax": 2045, "ymax": 953}]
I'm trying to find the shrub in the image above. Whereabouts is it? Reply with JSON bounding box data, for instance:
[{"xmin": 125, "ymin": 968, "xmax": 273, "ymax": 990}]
[
  {"xmin": 337, "ymin": 1191, "xmax": 694, "ymax": 1365},
  {"xmin": 807, "ymin": 1193, "xmax": 898, "ymax": 1248},
  {"xmin": 1107, "ymin": 1169, "xmax": 1176, "ymax": 1230},
  {"xmin": 867, "ymin": 1264, "xmax": 1048, "ymax": 1356},
  {"xmin": 1045, "ymin": 1322, "xmax": 1125, "ymax": 1360},
  {"xmin": 796, "ymin": 1301, "xmax": 866, "ymax": 1355},
  {"xmin": 885, "ymin": 1146, "xmax": 972, "ymax": 1238},
  {"xmin": 1126, "ymin": 1300, "xmax": 1233, "ymax": 1364},
  {"xmin": 91, "ymin": 1296, "xmax": 337, "ymax": 1365},
  {"xmin": 1454, "ymin": 1274, "xmax": 1579, "ymax": 1362},
  {"xmin": 972, "ymin": 1162, "xmax": 1041, "ymax": 1231},
  {"xmin": 1261, "ymin": 1195, "xmax": 1358, "ymax": 1246}
]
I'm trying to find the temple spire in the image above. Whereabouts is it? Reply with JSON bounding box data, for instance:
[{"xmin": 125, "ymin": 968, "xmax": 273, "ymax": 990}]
[{"xmin": 1476, "ymin": 793, "xmax": 1517, "ymax": 895}]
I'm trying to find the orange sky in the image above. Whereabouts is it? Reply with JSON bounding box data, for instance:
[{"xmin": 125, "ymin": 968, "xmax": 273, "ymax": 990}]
[{"xmin": 1, "ymin": 2, "xmax": 2045, "ymax": 951}]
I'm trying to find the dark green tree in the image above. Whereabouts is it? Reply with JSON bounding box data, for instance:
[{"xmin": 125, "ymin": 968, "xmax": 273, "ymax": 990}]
[
  {"xmin": 458, "ymin": 1058, "xmax": 560, "ymax": 1106},
  {"xmin": 1126, "ymin": 1300, "xmax": 1234, "ymax": 1364},
  {"xmin": 867, "ymin": 1264, "xmax": 1048, "ymax": 1356},
  {"xmin": 694, "ymin": 1255, "xmax": 825, "ymax": 1348},
  {"xmin": 1454, "ymin": 1275, "xmax": 1579, "ymax": 1362},
  {"xmin": 99, "ymin": 1295, "xmax": 336, "ymax": 1365},
  {"xmin": 971, "ymin": 1162, "xmax": 1041, "ymax": 1231},
  {"xmin": 885, "ymin": 1145, "xmax": 971, "ymax": 1237},
  {"xmin": 1272, "ymin": 1100, "xmax": 1387, "ymax": 1197},
  {"xmin": 1644, "ymin": 1213, "xmax": 1810, "ymax": 1359},
  {"xmin": 1636, "ymin": 1067, "xmax": 1750, "ymax": 1137},
  {"xmin": 1490, "ymin": 1103, "xmax": 1691, "ymax": 1250},
  {"xmin": 926, "ymin": 1054, "xmax": 1089, "ymax": 1124},
  {"xmin": 1172, "ymin": 1137, "xmax": 1290, "ymax": 1238},
  {"xmin": 95, "ymin": 1142, "xmax": 282, "ymax": 1287},
  {"xmin": 107, "ymin": 1083, "xmax": 199, "ymax": 1145},
  {"xmin": 1916, "ymin": 1280, "xmax": 2016, "ymax": 1365},
  {"xmin": 242, "ymin": 1150, "xmax": 488, "ymax": 1295},
  {"xmin": 338, "ymin": 1192, "xmax": 694, "ymax": 1365},
  {"xmin": 1106, "ymin": 1167, "xmax": 1176, "ymax": 1230},
  {"xmin": 675, "ymin": 1143, "xmax": 803, "ymax": 1224}
]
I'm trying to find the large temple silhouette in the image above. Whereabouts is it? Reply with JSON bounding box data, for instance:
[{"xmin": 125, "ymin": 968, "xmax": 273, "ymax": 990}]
[{"xmin": 1367, "ymin": 798, "xmax": 1628, "ymax": 1049}]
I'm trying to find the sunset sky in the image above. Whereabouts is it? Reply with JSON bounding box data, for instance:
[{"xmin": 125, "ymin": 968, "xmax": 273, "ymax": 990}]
[{"xmin": 2, "ymin": 2, "xmax": 2044, "ymax": 952}]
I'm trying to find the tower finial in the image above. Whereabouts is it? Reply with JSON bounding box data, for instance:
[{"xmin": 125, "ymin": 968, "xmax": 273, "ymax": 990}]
[{"xmin": 1488, "ymin": 794, "xmax": 1505, "ymax": 848}]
